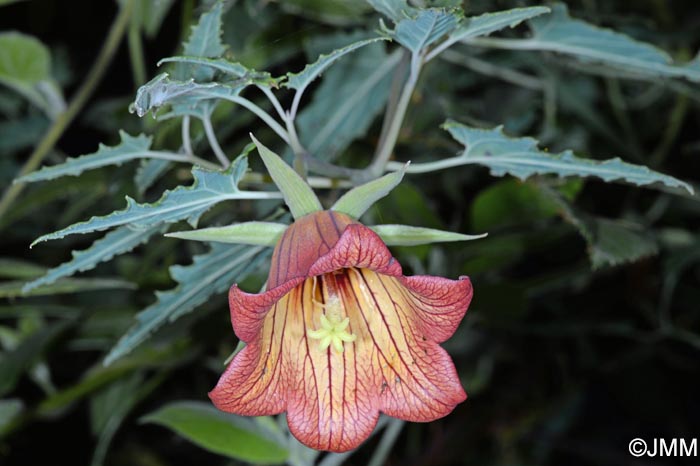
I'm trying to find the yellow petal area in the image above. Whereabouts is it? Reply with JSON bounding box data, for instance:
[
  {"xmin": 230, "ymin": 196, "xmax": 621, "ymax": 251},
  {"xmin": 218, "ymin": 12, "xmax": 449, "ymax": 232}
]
[{"xmin": 211, "ymin": 267, "xmax": 467, "ymax": 452}]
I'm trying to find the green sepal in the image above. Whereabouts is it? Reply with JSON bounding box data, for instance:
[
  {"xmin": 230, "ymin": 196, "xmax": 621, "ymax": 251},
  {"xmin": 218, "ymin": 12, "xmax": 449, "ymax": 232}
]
[
  {"xmin": 370, "ymin": 224, "xmax": 487, "ymax": 246},
  {"xmin": 166, "ymin": 221, "xmax": 287, "ymax": 246},
  {"xmin": 331, "ymin": 164, "xmax": 408, "ymax": 219},
  {"xmin": 250, "ymin": 134, "xmax": 322, "ymax": 219}
]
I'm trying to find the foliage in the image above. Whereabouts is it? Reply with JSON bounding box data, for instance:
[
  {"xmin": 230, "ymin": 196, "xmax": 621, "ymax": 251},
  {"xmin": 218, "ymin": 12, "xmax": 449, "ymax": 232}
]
[{"xmin": 1, "ymin": 0, "xmax": 699, "ymax": 465}]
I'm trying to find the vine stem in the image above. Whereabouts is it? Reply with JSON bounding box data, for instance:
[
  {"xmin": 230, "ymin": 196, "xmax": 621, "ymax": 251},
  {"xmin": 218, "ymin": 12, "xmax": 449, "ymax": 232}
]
[{"xmin": 0, "ymin": 0, "xmax": 135, "ymax": 222}]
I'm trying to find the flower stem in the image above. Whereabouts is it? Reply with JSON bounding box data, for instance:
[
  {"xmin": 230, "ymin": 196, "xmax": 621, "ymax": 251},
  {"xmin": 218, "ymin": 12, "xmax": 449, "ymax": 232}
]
[{"xmin": 0, "ymin": 0, "xmax": 135, "ymax": 223}]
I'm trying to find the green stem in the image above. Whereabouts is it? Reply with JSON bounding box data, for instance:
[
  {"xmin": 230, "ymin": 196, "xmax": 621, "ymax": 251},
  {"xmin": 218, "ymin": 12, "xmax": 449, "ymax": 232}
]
[
  {"xmin": 367, "ymin": 418, "xmax": 405, "ymax": 466},
  {"xmin": 127, "ymin": 11, "xmax": 147, "ymax": 88},
  {"xmin": 226, "ymin": 96, "xmax": 290, "ymax": 144},
  {"xmin": 367, "ymin": 51, "xmax": 423, "ymax": 179},
  {"xmin": 0, "ymin": 0, "xmax": 135, "ymax": 223},
  {"xmin": 201, "ymin": 115, "xmax": 229, "ymax": 167}
]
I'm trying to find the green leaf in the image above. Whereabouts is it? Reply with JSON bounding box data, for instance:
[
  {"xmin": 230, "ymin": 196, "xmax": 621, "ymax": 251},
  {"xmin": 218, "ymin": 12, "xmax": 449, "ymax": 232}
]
[
  {"xmin": 544, "ymin": 189, "xmax": 659, "ymax": 269},
  {"xmin": 251, "ymin": 135, "xmax": 322, "ymax": 219},
  {"xmin": 104, "ymin": 244, "xmax": 269, "ymax": 364},
  {"xmin": 0, "ymin": 320, "xmax": 73, "ymax": 397},
  {"xmin": 0, "ymin": 399, "xmax": 23, "ymax": 437},
  {"xmin": 0, "ymin": 258, "xmax": 45, "ymax": 280},
  {"xmin": 131, "ymin": 73, "xmax": 250, "ymax": 118},
  {"xmin": 166, "ymin": 221, "xmax": 286, "ymax": 246},
  {"xmin": 367, "ymin": 0, "xmax": 417, "ymax": 22},
  {"xmin": 449, "ymin": 7, "xmax": 550, "ymax": 43},
  {"xmin": 23, "ymin": 224, "xmax": 165, "ymax": 293},
  {"xmin": 135, "ymin": 158, "xmax": 171, "ymax": 195},
  {"xmin": 139, "ymin": 0, "xmax": 176, "ymax": 37},
  {"xmin": 18, "ymin": 132, "xmax": 152, "ymax": 183},
  {"xmin": 159, "ymin": 56, "xmax": 271, "ymax": 81},
  {"xmin": 141, "ymin": 401, "xmax": 288, "ymax": 464},
  {"xmin": 175, "ymin": 1, "xmax": 227, "ymax": 82},
  {"xmin": 0, "ymin": 31, "xmax": 50, "ymax": 86},
  {"xmin": 90, "ymin": 372, "xmax": 165, "ymax": 466},
  {"xmin": 370, "ymin": 224, "xmax": 486, "ymax": 246},
  {"xmin": 471, "ymin": 179, "xmax": 581, "ymax": 231},
  {"xmin": 392, "ymin": 8, "xmax": 461, "ymax": 54},
  {"xmin": 0, "ymin": 32, "xmax": 60, "ymax": 116},
  {"xmin": 297, "ymin": 32, "xmax": 397, "ymax": 161},
  {"xmin": 0, "ymin": 278, "xmax": 135, "ymax": 298},
  {"xmin": 438, "ymin": 120, "xmax": 693, "ymax": 193},
  {"xmin": 284, "ymin": 37, "xmax": 387, "ymax": 92},
  {"xmin": 467, "ymin": 3, "xmax": 700, "ymax": 82},
  {"xmin": 332, "ymin": 165, "xmax": 407, "ymax": 219},
  {"xmin": 30, "ymin": 156, "xmax": 280, "ymax": 246}
]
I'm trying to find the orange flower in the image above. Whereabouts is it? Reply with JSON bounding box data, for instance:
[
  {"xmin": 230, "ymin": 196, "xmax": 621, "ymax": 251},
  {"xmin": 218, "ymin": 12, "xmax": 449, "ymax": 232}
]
[{"xmin": 209, "ymin": 210, "xmax": 472, "ymax": 452}]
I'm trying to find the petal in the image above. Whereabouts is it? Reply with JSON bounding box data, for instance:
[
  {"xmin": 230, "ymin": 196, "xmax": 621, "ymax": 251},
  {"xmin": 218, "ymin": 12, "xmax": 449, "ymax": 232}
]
[
  {"xmin": 210, "ymin": 287, "xmax": 297, "ymax": 415},
  {"xmin": 398, "ymin": 275, "xmax": 473, "ymax": 343},
  {"xmin": 308, "ymin": 224, "xmax": 403, "ymax": 277},
  {"xmin": 268, "ymin": 211, "xmax": 355, "ymax": 288},
  {"xmin": 340, "ymin": 269, "xmax": 467, "ymax": 422}
]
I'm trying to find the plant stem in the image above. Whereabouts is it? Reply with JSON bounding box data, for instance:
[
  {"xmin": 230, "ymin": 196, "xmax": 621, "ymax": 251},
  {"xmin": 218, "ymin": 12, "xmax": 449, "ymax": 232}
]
[
  {"xmin": 0, "ymin": 0, "xmax": 135, "ymax": 223},
  {"xmin": 127, "ymin": 11, "xmax": 147, "ymax": 89},
  {"xmin": 201, "ymin": 115, "xmax": 229, "ymax": 167},
  {"xmin": 367, "ymin": 418, "xmax": 405, "ymax": 466},
  {"xmin": 375, "ymin": 50, "xmax": 410, "ymax": 159},
  {"xmin": 367, "ymin": 51, "xmax": 423, "ymax": 179},
  {"xmin": 257, "ymin": 85, "xmax": 287, "ymax": 121},
  {"xmin": 226, "ymin": 96, "xmax": 290, "ymax": 144},
  {"xmin": 181, "ymin": 115, "xmax": 193, "ymax": 156},
  {"xmin": 143, "ymin": 151, "xmax": 220, "ymax": 170}
]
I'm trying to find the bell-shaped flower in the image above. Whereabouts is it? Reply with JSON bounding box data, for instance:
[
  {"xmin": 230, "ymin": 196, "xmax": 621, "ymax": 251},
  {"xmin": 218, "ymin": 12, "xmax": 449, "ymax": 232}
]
[{"xmin": 209, "ymin": 210, "xmax": 472, "ymax": 451}]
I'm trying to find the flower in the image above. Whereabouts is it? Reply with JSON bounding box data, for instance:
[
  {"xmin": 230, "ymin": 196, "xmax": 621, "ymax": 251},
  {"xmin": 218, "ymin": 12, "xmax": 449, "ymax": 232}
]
[{"xmin": 209, "ymin": 210, "xmax": 473, "ymax": 452}]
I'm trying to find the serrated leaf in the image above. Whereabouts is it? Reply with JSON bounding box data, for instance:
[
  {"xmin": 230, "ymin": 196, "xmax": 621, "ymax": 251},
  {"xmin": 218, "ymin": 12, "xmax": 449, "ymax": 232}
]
[
  {"xmin": 392, "ymin": 8, "xmax": 461, "ymax": 54},
  {"xmin": 141, "ymin": 401, "xmax": 288, "ymax": 463},
  {"xmin": 251, "ymin": 135, "xmax": 322, "ymax": 219},
  {"xmin": 176, "ymin": 1, "xmax": 227, "ymax": 82},
  {"xmin": 159, "ymin": 56, "xmax": 277, "ymax": 85},
  {"xmin": 332, "ymin": 165, "xmax": 407, "ymax": 219},
  {"xmin": 0, "ymin": 258, "xmax": 45, "ymax": 280},
  {"xmin": 104, "ymin": 244, "xmax": 269, "ymax": 364},
  {"xmin": 366, "ymin": 0, "xmax": 417, "ymax": 22},
  {"xmin": 543, "ymin": 188, "xmax": 658, "ymax": 269},
  {"xmin": 166, "ymin": 221, "xmax": 286, "ymax": 245},
  {"xmin": 297, "ymin": 32, "xmax": 397, "ymax": 161},
  {"xmin": 31, "ymin": 156, "xmax": 281, "ymax": 246},
  {"xmin": 439, "ymin": 120, "xmax": 693, "ymax": 193},
  {"xmin": 23, "ymin": 224, "xmax": 165, "ymax": 293},
  {"xmin": 467, "ymin": 3, "xmax": 700, "ymax": 82},
  {"xmin": 0, "ymin": 320, "xmax": 73, "ymax": 396},
  {"xmin": 450, "ymin": 6, "xmax": 550, "ymax": 43},
  {"xmin": 131, "ymin": 73, "xmax": 250, "ymax": 118},
  {"xmin": 370, "ymin": 224, "xmax": 486, "ymax": 246},
  {"xmin": 18, "ymin": 132, "xmax": 152, "ymax": 183},
  {"xmin": 0, "ymin": 278, "xmax": 135, "ymax": 298},
  {"xmin": 135, "ymin": 158, "xmax": 171, "ymax": 195},
  {"xmin": 284, "ymin": 37, "xmax": 386, "ymax": 93}
]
